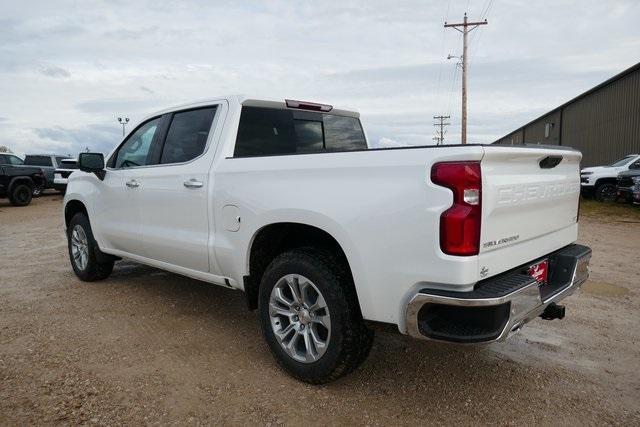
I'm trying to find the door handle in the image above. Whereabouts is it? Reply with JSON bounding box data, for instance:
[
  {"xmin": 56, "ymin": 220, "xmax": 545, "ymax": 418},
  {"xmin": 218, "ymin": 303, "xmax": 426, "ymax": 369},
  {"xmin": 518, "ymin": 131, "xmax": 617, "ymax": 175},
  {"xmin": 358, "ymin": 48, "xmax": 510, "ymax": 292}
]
[
  {"xmin": 184, "ymin": 178, "xmax": 203, "ymax": 189},
  {"xmin": 126, "ymin": 179, "xmax": 139, "ymax": 188}
]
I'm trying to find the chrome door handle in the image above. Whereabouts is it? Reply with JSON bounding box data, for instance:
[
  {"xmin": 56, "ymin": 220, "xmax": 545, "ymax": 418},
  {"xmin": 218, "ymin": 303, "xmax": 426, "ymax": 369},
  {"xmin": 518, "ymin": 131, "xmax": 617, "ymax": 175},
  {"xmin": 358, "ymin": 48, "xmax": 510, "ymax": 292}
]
[
  {"xmin": 126, "ymin": 179, "xmax": 139, "ymax": 188},
  {"xmin": 184, "ymin": 178, "xmax": 203, "ymax": 189}
]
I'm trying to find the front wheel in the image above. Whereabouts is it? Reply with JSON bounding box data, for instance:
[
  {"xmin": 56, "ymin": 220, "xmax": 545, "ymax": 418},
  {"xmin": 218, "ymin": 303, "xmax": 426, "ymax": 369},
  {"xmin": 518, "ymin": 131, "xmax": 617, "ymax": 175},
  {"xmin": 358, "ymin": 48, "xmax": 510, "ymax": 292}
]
[
  {"xmin": 67, "ymin": 213, "xmax": 114, "ymax": 281},
  {"xmin": 595, "ymin": 182, "xmax": 617, "ymax": 202},
  {"xmin": 259, "ymin": 247, "xmax": 373, "ymax": 384}
]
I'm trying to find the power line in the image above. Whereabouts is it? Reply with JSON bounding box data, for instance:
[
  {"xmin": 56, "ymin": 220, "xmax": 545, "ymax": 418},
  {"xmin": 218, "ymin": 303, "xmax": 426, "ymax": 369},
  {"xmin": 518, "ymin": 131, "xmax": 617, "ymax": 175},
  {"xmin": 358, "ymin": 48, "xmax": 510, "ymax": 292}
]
[
  {"xmin": 444, "ymin": 13, "xmax": 488, "ymax": 144},
  {"xmin": 469, "ymin": 0, "xmax": 494, "ymax": 60},
  {"xmin": 435, "ymin": 0, "xmax": 453, "ymax": 118},
  {"xmin": 433, "ymin": 115, "xmax": 451, "ymax": 145}
]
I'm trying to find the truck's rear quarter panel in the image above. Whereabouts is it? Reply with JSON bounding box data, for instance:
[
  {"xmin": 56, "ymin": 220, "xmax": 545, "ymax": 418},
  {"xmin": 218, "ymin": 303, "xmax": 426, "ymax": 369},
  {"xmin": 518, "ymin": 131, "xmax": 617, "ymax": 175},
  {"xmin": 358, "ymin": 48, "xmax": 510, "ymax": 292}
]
[{"xmin": 214, "ymin": 146, "xmax": 485, "ymax": 327}]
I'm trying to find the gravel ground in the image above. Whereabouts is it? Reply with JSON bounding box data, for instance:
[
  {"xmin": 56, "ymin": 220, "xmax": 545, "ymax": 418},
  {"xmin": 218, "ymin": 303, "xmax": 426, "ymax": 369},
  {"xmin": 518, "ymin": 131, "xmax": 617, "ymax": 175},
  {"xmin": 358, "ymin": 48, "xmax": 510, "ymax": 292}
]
[{"xmin": 1, "ymin": 195, "xmax": 639, "ymax": 425}]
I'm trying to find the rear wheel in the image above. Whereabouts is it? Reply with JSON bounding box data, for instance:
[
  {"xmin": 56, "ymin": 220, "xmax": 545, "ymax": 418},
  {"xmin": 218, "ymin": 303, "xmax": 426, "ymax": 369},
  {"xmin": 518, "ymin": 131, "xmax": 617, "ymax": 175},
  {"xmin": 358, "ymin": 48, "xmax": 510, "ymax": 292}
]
[
  {"xmin": 595, "ymin": 182, "xmax": 617, "ymax": 202},
  {"xmin": 67, "ymin": 213, "xmax": 114, "ymax": 281},
  {"xmin": 8, "ymin": 184, "xmax": 32, "ymax": 206},
  {"xmin": 259, "ymin": 247, "xmax": 373, "ymax": 384}
]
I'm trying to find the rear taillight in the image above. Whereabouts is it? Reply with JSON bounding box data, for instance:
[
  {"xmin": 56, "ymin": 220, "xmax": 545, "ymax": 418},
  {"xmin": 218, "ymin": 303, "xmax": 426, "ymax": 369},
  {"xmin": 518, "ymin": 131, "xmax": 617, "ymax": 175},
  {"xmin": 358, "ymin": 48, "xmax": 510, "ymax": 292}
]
[{"xmin": 431, "ymin": 161, "xmax": 482, "ymax": 256}]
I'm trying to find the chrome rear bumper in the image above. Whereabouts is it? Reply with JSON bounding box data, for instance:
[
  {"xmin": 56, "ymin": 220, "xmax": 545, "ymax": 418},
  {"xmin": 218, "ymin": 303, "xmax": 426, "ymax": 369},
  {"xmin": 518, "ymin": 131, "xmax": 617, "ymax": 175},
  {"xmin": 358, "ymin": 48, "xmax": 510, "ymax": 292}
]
[{"xmin": 405, "ymin": 244, "xmax": 591, "ymax": 344}]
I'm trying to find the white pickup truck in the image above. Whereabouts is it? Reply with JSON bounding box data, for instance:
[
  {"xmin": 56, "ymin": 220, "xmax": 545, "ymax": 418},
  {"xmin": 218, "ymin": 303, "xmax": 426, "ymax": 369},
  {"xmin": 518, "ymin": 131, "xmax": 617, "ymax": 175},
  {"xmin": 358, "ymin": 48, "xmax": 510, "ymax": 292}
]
[
  {"xmin": 580, "ymin": 154, "xmax": 640, "ymax": 201},
  {"xmin": 63, "ymin": 95, "xmax": 591, "ymax": 383}
]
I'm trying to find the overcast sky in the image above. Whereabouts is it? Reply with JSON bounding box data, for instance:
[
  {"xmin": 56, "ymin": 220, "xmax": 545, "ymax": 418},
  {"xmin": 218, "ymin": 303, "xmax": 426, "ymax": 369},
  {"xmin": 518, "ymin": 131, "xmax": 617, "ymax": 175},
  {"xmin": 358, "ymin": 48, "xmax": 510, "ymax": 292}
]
[{"xmin": 1, "ymin": 0, "xmax": 639, "ymax": 156}]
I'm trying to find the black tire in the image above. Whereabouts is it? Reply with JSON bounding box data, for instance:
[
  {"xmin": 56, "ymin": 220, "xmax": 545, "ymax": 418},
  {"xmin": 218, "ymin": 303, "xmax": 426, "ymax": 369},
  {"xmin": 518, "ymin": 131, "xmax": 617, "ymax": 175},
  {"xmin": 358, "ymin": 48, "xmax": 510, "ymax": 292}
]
[
  {"xmin": 258, "ymin": 247, "xmax": 373, "ymax": 384},
  {"xmin": 595, "ymin": 182, "xmax": 617, "ymax": 202},
  {"xmin": 8, "ymin": 183, "xmax": 32, "ymax": 206},
  {"xmin": 67, "ymin": 213, "xmax": 114, "ymax": 281}
]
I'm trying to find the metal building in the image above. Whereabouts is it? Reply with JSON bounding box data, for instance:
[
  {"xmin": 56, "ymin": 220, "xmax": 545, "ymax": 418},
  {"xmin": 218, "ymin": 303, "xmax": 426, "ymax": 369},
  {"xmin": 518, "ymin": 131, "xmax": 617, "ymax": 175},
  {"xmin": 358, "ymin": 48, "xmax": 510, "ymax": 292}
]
[{"xmin": 493, "ymin": 62, "xmax": 640, "ymax": 167}]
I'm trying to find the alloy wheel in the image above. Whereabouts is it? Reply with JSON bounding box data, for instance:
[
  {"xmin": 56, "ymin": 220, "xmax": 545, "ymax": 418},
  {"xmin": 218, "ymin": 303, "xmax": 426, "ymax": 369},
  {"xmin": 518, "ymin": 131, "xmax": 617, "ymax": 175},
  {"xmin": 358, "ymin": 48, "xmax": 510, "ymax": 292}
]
[
  {"xmin": 268, "ymin": 274, "xmax": 331, "ymax": 363},
  {"xmin": 71, "ymin": 225, "xmax": 89, "ymax": 271}
]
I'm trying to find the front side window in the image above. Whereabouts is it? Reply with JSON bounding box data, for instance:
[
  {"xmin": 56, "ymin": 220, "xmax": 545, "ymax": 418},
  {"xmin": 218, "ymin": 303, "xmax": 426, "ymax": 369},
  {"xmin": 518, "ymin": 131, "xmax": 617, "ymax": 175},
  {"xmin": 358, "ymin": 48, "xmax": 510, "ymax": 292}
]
[
  {"xmin": 24, "ymin": 155, "xmax": 53, "ymax": 167},
  {"xmin": 160, "ymin": 107, "xmax": 217, "ymax": 164},
  {"xmin": 9, "ymin": 155, "xmax": 24, "ymax": 165},
  {"xmin": 114, "ymin": 117, "xmax": 161, "ymax": 168}
]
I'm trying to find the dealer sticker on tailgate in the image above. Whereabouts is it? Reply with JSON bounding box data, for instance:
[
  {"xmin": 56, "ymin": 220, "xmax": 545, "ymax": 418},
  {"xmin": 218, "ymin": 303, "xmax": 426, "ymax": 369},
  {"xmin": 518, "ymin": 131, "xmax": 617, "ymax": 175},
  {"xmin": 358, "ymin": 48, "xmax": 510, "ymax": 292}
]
[{"xmin": 528, "ymin": 259, "xmax": 549, "ymax": 284}]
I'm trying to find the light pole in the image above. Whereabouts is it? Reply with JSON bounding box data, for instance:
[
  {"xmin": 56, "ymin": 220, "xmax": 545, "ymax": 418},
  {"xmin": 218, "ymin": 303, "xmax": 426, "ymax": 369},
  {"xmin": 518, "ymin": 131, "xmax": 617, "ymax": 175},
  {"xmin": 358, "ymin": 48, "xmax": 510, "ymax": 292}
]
[{"xmin": 117, "ymin": 117, "xmax": 129, "ymax": 137}]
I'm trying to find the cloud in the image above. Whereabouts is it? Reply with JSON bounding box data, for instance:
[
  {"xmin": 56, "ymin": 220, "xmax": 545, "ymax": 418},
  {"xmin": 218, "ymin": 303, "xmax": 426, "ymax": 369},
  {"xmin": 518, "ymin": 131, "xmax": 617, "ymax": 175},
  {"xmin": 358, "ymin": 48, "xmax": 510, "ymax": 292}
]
[
  {"xmin": 74, "ymin": 98, "xmax": 162, "ymax": 114},
  {"xmin": 32, "ymin": 123, "xmax": 121, "ymax": 156},
  {"xmin": 40, "ymin": 65, "xmax": 71, "ymax": 78},
  {"xmin": 0, "ymin": 0, "xmax": 638, "ymax": 151}
]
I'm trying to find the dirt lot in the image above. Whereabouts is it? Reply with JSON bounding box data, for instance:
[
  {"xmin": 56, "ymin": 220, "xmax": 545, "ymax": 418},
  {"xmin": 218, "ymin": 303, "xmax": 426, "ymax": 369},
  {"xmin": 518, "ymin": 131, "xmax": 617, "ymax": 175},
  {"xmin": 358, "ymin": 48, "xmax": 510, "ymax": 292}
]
[{"xmin": 1, "ymin": 195, "xmax": 639, "ymax": 425}]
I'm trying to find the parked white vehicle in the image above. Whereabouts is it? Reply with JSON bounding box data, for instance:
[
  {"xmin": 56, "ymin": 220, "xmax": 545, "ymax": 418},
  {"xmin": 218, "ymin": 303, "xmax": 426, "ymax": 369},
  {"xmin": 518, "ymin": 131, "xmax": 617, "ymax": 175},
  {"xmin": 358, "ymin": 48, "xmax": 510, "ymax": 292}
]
[
  {"xmin": 580, "ymin": 154, "xmax": 640, "ymax": 201},
  {"xmin": 53, "ymin": 158, "xmax": 77, "ymax": 194},
  {"xmin": 63, "ymin": 95, "xmax": 591, "ymax": 383}
]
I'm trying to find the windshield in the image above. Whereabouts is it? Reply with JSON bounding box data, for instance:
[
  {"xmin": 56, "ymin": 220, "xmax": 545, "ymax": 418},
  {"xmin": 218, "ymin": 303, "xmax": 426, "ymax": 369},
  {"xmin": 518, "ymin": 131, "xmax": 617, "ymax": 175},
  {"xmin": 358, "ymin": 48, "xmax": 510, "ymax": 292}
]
[
  {"xmin": 24, "ymin": 155, "xmax": 53, "ymax": 167},
  {"xmin": 609, "ymin": 155, "xmax": 635, "ymax": 167},
  {"xmin": 60, "ymin": 160, "xmax": 78, "ymax": 169}
]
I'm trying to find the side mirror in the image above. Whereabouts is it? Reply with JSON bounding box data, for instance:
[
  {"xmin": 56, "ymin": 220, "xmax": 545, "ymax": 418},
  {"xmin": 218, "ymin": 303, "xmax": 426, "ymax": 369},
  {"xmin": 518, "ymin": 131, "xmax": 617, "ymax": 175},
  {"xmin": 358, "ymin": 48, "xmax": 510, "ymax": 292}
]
[{"xmin": 78, "ymin": 152, "xmax": 106, "ymax": 180}]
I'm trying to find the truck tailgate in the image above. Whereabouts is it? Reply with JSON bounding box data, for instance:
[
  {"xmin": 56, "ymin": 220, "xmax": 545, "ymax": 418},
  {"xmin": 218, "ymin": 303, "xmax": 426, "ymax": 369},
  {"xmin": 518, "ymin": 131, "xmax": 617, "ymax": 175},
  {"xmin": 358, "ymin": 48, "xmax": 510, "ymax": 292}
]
[{"xmin": 478, "ymin": 146, "xmax": 581, "ymax": 275}]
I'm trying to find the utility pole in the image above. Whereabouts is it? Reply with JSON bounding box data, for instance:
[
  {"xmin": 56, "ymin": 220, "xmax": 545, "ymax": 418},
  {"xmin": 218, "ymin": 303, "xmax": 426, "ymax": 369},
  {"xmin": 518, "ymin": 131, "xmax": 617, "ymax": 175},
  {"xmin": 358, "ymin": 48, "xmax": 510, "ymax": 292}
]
[
  {"xmin": 117, "ymin": 117, "xmax": 129, "ymax": 137},
  {"xmin": 433, "ymin": 115, "xmax": 451, "ymax": 145},
  {"xmin": 445, "ymin": 13, "xmax": 487, "ymax": 144}
]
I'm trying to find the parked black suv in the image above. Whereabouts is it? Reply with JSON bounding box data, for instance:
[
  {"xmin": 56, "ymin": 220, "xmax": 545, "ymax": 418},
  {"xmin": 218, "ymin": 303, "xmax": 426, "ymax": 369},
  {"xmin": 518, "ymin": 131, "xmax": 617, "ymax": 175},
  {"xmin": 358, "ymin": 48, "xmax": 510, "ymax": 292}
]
[
  {"xmin": 617, "ymin": 170, "xmax": 640, "ymax": 204},
  {"xmin": 0, "ymin": 164, "xmax": 46, "ymax": 206}
]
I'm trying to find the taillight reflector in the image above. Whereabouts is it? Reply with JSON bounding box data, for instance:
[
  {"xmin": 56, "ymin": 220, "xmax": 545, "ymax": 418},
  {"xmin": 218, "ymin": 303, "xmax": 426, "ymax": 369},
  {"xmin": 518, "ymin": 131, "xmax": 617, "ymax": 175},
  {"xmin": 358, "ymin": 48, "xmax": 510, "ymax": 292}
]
[{"xmin": 431, "ymin": 161, "xmax": 482, "ymax": 256}]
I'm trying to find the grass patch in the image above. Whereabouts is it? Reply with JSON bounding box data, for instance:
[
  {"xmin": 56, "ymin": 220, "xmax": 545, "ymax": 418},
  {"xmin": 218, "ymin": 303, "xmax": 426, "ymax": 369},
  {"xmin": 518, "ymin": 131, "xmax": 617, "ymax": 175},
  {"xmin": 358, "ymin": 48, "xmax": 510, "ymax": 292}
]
[{"xmin": 580, "ymin": 197, "xmax": 640, "ymax": 222}]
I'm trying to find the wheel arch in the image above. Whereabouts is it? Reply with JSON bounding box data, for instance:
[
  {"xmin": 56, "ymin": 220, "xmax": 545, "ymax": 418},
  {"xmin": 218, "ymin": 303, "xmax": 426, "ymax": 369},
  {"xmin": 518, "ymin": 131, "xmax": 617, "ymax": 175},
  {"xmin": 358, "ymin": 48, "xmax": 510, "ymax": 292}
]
[
  {"xmin": 243, "ymin": 222, "xmax": 362, "ymax": 314},
  {"xmin": 594, "ymin": 177, "xmax": 617, "ymax": 187},
  {"xmin": 64, "ymin": 198, "xmax": 89, "ymax": 228},
  {"xmin": 8, "ymin": 176, "xmax": 34, "ymax": 193}
]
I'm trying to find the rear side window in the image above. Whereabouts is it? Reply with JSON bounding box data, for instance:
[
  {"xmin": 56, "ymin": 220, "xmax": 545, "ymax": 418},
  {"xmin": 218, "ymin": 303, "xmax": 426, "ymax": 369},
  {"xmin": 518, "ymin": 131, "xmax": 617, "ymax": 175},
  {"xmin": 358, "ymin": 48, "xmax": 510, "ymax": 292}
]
[
  {"xmin": 24, "ymin": 155, "xmax": 53, "ymax": 167},
  {"xmin": 234, "ymin": 107, "xmax": 367, "ymax": 157},
  {"xmin": 160, "ymin": 107, "xmax": 217, "ymax": 164}
]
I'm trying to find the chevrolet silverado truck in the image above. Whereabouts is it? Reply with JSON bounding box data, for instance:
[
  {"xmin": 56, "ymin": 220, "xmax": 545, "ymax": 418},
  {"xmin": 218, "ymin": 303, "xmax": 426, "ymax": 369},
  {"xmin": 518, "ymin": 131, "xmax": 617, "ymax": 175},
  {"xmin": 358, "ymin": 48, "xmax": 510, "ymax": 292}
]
[
  {"xmin": 581, "ymin": 154, "xmax": 640, "ymax": 201},
  {"xmin": 63, "ymin": 96, "xmax": 591, "ymax": 383}
]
